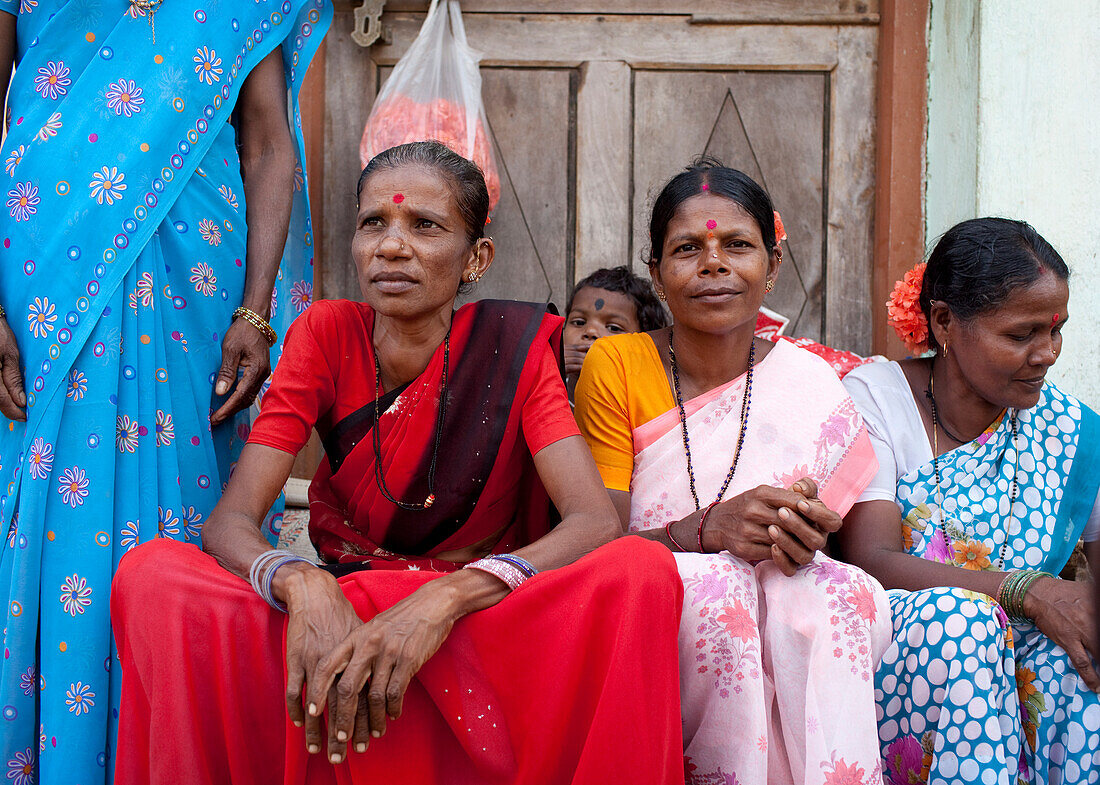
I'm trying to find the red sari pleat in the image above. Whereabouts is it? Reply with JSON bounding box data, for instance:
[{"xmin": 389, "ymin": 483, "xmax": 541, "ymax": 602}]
[{"xmin": 111, "ymin": 536, "xmax": 685, "ymax": 785}]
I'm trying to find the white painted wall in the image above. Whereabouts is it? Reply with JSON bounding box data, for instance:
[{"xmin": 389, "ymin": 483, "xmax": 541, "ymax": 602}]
[{"xmin": 925, "ymin": 0, "xmax": 1100, "ymax": 409}]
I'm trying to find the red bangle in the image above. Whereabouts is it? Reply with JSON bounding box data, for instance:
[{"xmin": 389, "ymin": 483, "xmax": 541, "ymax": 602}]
[
  {"xmin": 697, "ymin": 501, "xmax": 720, "ymax": 552},
  {"xmin": 665, "ymin": 519, "xmax": 692, "ymax": 552}
]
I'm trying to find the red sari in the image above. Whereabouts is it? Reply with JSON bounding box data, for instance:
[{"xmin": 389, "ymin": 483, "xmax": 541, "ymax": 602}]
[{"xmin": 111, "ymin": 300, "xmax": 685, "ymax": 785}]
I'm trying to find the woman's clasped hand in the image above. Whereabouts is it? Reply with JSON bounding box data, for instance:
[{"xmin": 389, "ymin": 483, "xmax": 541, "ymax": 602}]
[
  {"xmin": 696, "ymin": 478, "xmax": 840, "ymax": 574},
  {"xmin": 282, "ymin": 563, "xmax": 467, "ymax": 761}
]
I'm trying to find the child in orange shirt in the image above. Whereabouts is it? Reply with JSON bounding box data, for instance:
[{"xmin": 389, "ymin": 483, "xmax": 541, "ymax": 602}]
[{"xmin": 563, "ymin": 266, "xmax": 667, "ymax": 400}]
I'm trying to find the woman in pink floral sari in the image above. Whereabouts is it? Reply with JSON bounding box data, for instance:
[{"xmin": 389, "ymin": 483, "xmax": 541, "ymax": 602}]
[{"xmin": 575, "ymin": 160, "xmax": 891, "ymax": 785}]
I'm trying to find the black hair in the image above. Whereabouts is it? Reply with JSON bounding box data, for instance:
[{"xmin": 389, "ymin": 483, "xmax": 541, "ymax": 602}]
[
  {"xmin": 357, "ymin": 141, "xmax": 489, "ymax": 245},
  {"xmin": 646, "ymin": 156, "xmax": 777, "ymax": 265},
  {"xmin": 921, "ymin": 218, "xmax": 1069, "ymax": 347},
  {"xmin": 566, "ymin": 266, "xmax": 668, "ymax": 332}
]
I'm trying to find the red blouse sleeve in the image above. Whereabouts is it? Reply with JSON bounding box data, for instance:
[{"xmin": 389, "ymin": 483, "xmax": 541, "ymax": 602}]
[
  {"xmin": 521, "ymin": 340, "xmax": 581, "ymax": 456},
  {"xmin": 247, "ymin": 303, "xmax": 339, "ymax": 456}
]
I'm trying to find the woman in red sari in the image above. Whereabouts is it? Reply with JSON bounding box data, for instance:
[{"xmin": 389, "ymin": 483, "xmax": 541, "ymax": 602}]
[{"xmin": 110, "ymin": 141, "xmax": 684, "ymax": 785}]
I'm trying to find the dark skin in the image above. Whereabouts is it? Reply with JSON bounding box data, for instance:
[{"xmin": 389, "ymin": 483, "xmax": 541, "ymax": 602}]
[
  {"xmin": 0, "ymin": 12, "xmax": 23, "ymax": 421},
  {"xmin": 617, "ymin": 193, "xmax": 843, "ymax": 576},
  {"xmin": 563, "ymin": 286, "xmax": 641, "ymax": 397},
  {"xmin": 0, "ymin": 17, "xmax": 293, "ymax": 426},
  {"xmin": 210, "ymin": 47, "xmax": 297, "ymax": 425},
  {"xmin": 201, "ymin": 162, "xmax": 622, "ymax": 765},
  {"xmin": 839, "ymin": 272, "xmax": 1100, "ymax": 690}
]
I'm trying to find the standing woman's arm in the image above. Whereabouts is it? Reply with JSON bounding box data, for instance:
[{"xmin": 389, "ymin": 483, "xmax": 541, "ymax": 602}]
[
  {"xmin": 210, "ymin": 46, "xmax": 297, "ymax": 425},
  {"xmin": 0, "ymin": 12, "xmax": 25, "ymax": 422}
]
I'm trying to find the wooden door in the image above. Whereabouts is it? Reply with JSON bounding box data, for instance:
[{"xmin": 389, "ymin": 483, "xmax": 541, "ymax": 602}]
[{"xmin": 319, "ymin": 0, "xmax": 877, "ymax": 350}]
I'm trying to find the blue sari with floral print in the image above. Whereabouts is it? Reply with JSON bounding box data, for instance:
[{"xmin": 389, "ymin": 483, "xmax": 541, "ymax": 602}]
[{"xmin": 0, "ymin": 1, "xmax": 330, "ymax": 781}]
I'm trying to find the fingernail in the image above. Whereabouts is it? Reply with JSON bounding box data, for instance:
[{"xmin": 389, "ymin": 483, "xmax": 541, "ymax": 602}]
[
  {"xmin": 308, "ymin": 702, "xmax": 318, "ymax": 716},
  {"xmin": 330, "ymin": 754, "xmax": 342, "ymax": 764},
  {"xmin": 768, "ymin": 525, "xmax": 780, "ymax": 538},
  {"xmin": 292, "ymin": 720, "xmax": 303, "ymax": 727},
  {"xmin": 215, "ymin": 381, "xmax": 228, "ymax": 395},
  {"xmin": 798, "ymin": 500, "xmax": 810, "ymax": 511},
  {"xmin": 778, "ymin": 507, "xmax": 789, "ymax": 519},
  {"xmin": 372, "ymin": 730, "xmax": 381, "ymax": 738},
  {"xmin": 337, "ymin": 730, "xmax": 348, "ymax": 741},
  {"xmin": 308, "ymin": 744, "xmax": 319, "ymax": 754},
  {"xmin": 355, "ymin": 743, "xmax": 367, "ymax": 753}
]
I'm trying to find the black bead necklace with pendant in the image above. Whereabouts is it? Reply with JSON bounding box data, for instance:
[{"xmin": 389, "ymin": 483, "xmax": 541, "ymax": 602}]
[
  {"xmin": 926, "ymin": 365, "xmax": 1019, "ymax": 570},
  {"xmin": 668, "ymin": 328, "xmax": 755, "ymax": 511},
  {"xmin": 372, "ymin": 332, "xmax": 450, "ymax": 510}
]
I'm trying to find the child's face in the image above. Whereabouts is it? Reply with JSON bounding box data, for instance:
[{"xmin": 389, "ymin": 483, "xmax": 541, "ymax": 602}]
[{"xmin": 563, "ymin": 286, "xmax": 642, "ymax": 374}]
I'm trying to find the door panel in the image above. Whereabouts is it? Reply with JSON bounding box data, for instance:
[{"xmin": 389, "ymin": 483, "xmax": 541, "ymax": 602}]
[{"xmin": 632, "ymin": 70, "xmax": 827, "ymax": 340}]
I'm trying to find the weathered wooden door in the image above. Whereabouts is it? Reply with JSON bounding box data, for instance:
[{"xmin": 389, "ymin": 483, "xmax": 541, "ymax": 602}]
[{"xmin": 317, "ymin": 1, "xmax": 877, "ymax": 348}]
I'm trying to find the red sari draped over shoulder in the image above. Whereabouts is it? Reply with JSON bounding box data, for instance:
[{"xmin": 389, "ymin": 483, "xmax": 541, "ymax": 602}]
[
  {"xmin": 110, "ymin": 299, "xmax": 685, "ymax": 785},
  {"xmin": 305, "ymin": 299, "xmax": 564, "ymax": 569}
]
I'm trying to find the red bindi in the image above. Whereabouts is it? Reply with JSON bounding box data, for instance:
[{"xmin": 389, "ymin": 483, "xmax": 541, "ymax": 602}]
[
  {"xmin": 392, "ymin": 193, "xmax": 404, "ymax": 204},
  {"xmin": 706, "ymin": 219, "xmax": 717, "ymax": 230},
  {"xmin": 701, "ymin": 183, "xmax": 709, "ymax": 191},
  {"xmin": 1052, "ymin": 313, "xmax": 1060, "ymax": 327}
]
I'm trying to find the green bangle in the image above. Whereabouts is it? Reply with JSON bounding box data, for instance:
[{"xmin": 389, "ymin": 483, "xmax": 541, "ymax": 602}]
[{"xmin": 997, "ymin": 569, "xmax": 1051, "ymax": 623}]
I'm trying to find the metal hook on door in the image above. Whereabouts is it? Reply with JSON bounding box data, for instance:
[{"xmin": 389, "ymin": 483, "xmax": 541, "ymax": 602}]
[{"xmin": 351, "ymin": 0, "xmax": 392, "ymax": 47}]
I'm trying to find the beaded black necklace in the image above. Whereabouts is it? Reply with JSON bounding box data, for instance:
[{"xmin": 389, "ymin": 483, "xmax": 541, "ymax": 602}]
[
  {"xmin": 668, "ymin": 328, "xmax": 754, "ymax": 510},
  {"xmin": 926, "ymin": 367, "xmax": 1018, "ymax": 570},
  {"xmin": 372, "ymin": 332, "xmax": 450, "ymax": 510}
]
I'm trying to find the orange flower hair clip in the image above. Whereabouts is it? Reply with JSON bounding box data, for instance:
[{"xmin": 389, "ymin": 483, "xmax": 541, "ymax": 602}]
[
  {"xmin": 886, "ymin": 262, "xmax": 929, "ymax": 355},
  {"xmin": 773, "ymin": 211, "xmax": 787, "ymax": 245}
]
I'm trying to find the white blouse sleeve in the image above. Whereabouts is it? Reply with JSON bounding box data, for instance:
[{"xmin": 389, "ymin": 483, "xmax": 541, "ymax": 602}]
[
  {"xmin": 842, "ymin": 362, "xmax": 932, "ymax": 505},
  {"xmin": 842, "ymin": 367, "xmax": 901, "ymax": 504},
  {"xmin": 1084, "ymin": 487, "xmax": 1100, "ymax": 542}
]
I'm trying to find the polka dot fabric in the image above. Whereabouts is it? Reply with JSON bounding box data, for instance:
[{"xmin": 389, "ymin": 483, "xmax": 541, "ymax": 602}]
[
  {"xmin": 0, "ymin": 1, "xmax": 331, "ymax": 781},
  {"xmin": 878, "ymin": 383, "xmax": 1100, "ymax": 784}
]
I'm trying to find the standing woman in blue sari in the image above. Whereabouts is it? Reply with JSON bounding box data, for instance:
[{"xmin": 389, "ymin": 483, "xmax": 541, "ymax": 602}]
[
  {"xmin": 840, "ymin": 218, "xmax": 1100, "ymax": 785},
  {"xmin": 0, "ymin": 1, "xmax": 330, "ymax": 781}
]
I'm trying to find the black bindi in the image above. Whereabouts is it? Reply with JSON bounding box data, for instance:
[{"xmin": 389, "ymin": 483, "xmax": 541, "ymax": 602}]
[{"xmin": 594, "ymin": 298, "xmax": 605, "ymax": 311}]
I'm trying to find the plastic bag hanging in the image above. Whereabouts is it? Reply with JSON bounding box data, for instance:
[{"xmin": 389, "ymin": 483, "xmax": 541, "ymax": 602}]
[{"xmin": 359, "ymin": 0, "xmax": 501, "ymax": 212}]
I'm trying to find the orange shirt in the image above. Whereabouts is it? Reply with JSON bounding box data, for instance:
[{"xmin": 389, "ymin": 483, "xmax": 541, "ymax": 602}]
[{"xmin": 574, "ymin": 332, "xmax": 674, "ymax": 492}]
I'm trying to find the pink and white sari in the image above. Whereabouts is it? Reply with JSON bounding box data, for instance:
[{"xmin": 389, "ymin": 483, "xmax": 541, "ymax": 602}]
[{"xmin": 629, "ymin": 340, "xmax": 891, "ymax": 785}]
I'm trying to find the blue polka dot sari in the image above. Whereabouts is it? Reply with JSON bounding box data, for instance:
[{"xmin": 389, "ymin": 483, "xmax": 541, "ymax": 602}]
[
  {"xmin": 877, "ymin": 383, "xmax": 1100, "ymax": 785},
  {"xmin": 0, "ymin": 2, "xmax": 330, "ymax": 781}
]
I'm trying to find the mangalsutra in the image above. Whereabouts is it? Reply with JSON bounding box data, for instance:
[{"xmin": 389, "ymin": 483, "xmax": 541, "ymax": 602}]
[
  {"xmin": 372, "ymin": 332, "xmax": 450, "ymax": 510},
  {"xmin": 927, "ymin": 367, "xmax": 1019, "ymax": 570},
  {"xmin": 130, "ymin": 0, "xmax": 165, "ymax": 44},
  {"xmin": 669, "ymin": 328, "xmax": 754, "ymax": 510}
]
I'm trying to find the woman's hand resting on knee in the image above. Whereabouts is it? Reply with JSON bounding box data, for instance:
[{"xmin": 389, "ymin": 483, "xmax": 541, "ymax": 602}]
[
  {"xmin": 701, "ymin": 478, "xmax": 842, "ymax": 576},
  {"xmin": 1023, "ymin": 576, "xmax": 1100, "ymax": 692},
  {"xmin": 303, "ymin": 580, "xmax": 461, "ymax": 763},
  {"xmin": 281, "ymin": 565, "xmax": 365, "ymax": 760},
  {"xmin": 285, "ymin": 568, "xmax": 505, "ymax": 765}
]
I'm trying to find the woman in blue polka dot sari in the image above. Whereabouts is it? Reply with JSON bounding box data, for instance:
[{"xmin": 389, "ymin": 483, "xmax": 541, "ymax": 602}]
[
  {"xmin": 840, "ymin": 218, "xmax": 1100, "ymax": 785},
  {"xmin": 0, "ymin": 2, "xmax": 329, "ymax": 781}
]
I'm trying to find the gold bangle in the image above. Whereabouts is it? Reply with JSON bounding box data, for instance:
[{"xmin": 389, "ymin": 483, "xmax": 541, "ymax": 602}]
[
  {"xmin": 0, "ymin": 304, "xmax": 5, "ymax": 320},
  {"xmin": 233, "ymin": 306, "xmax": 277, "ymax": 346}
]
